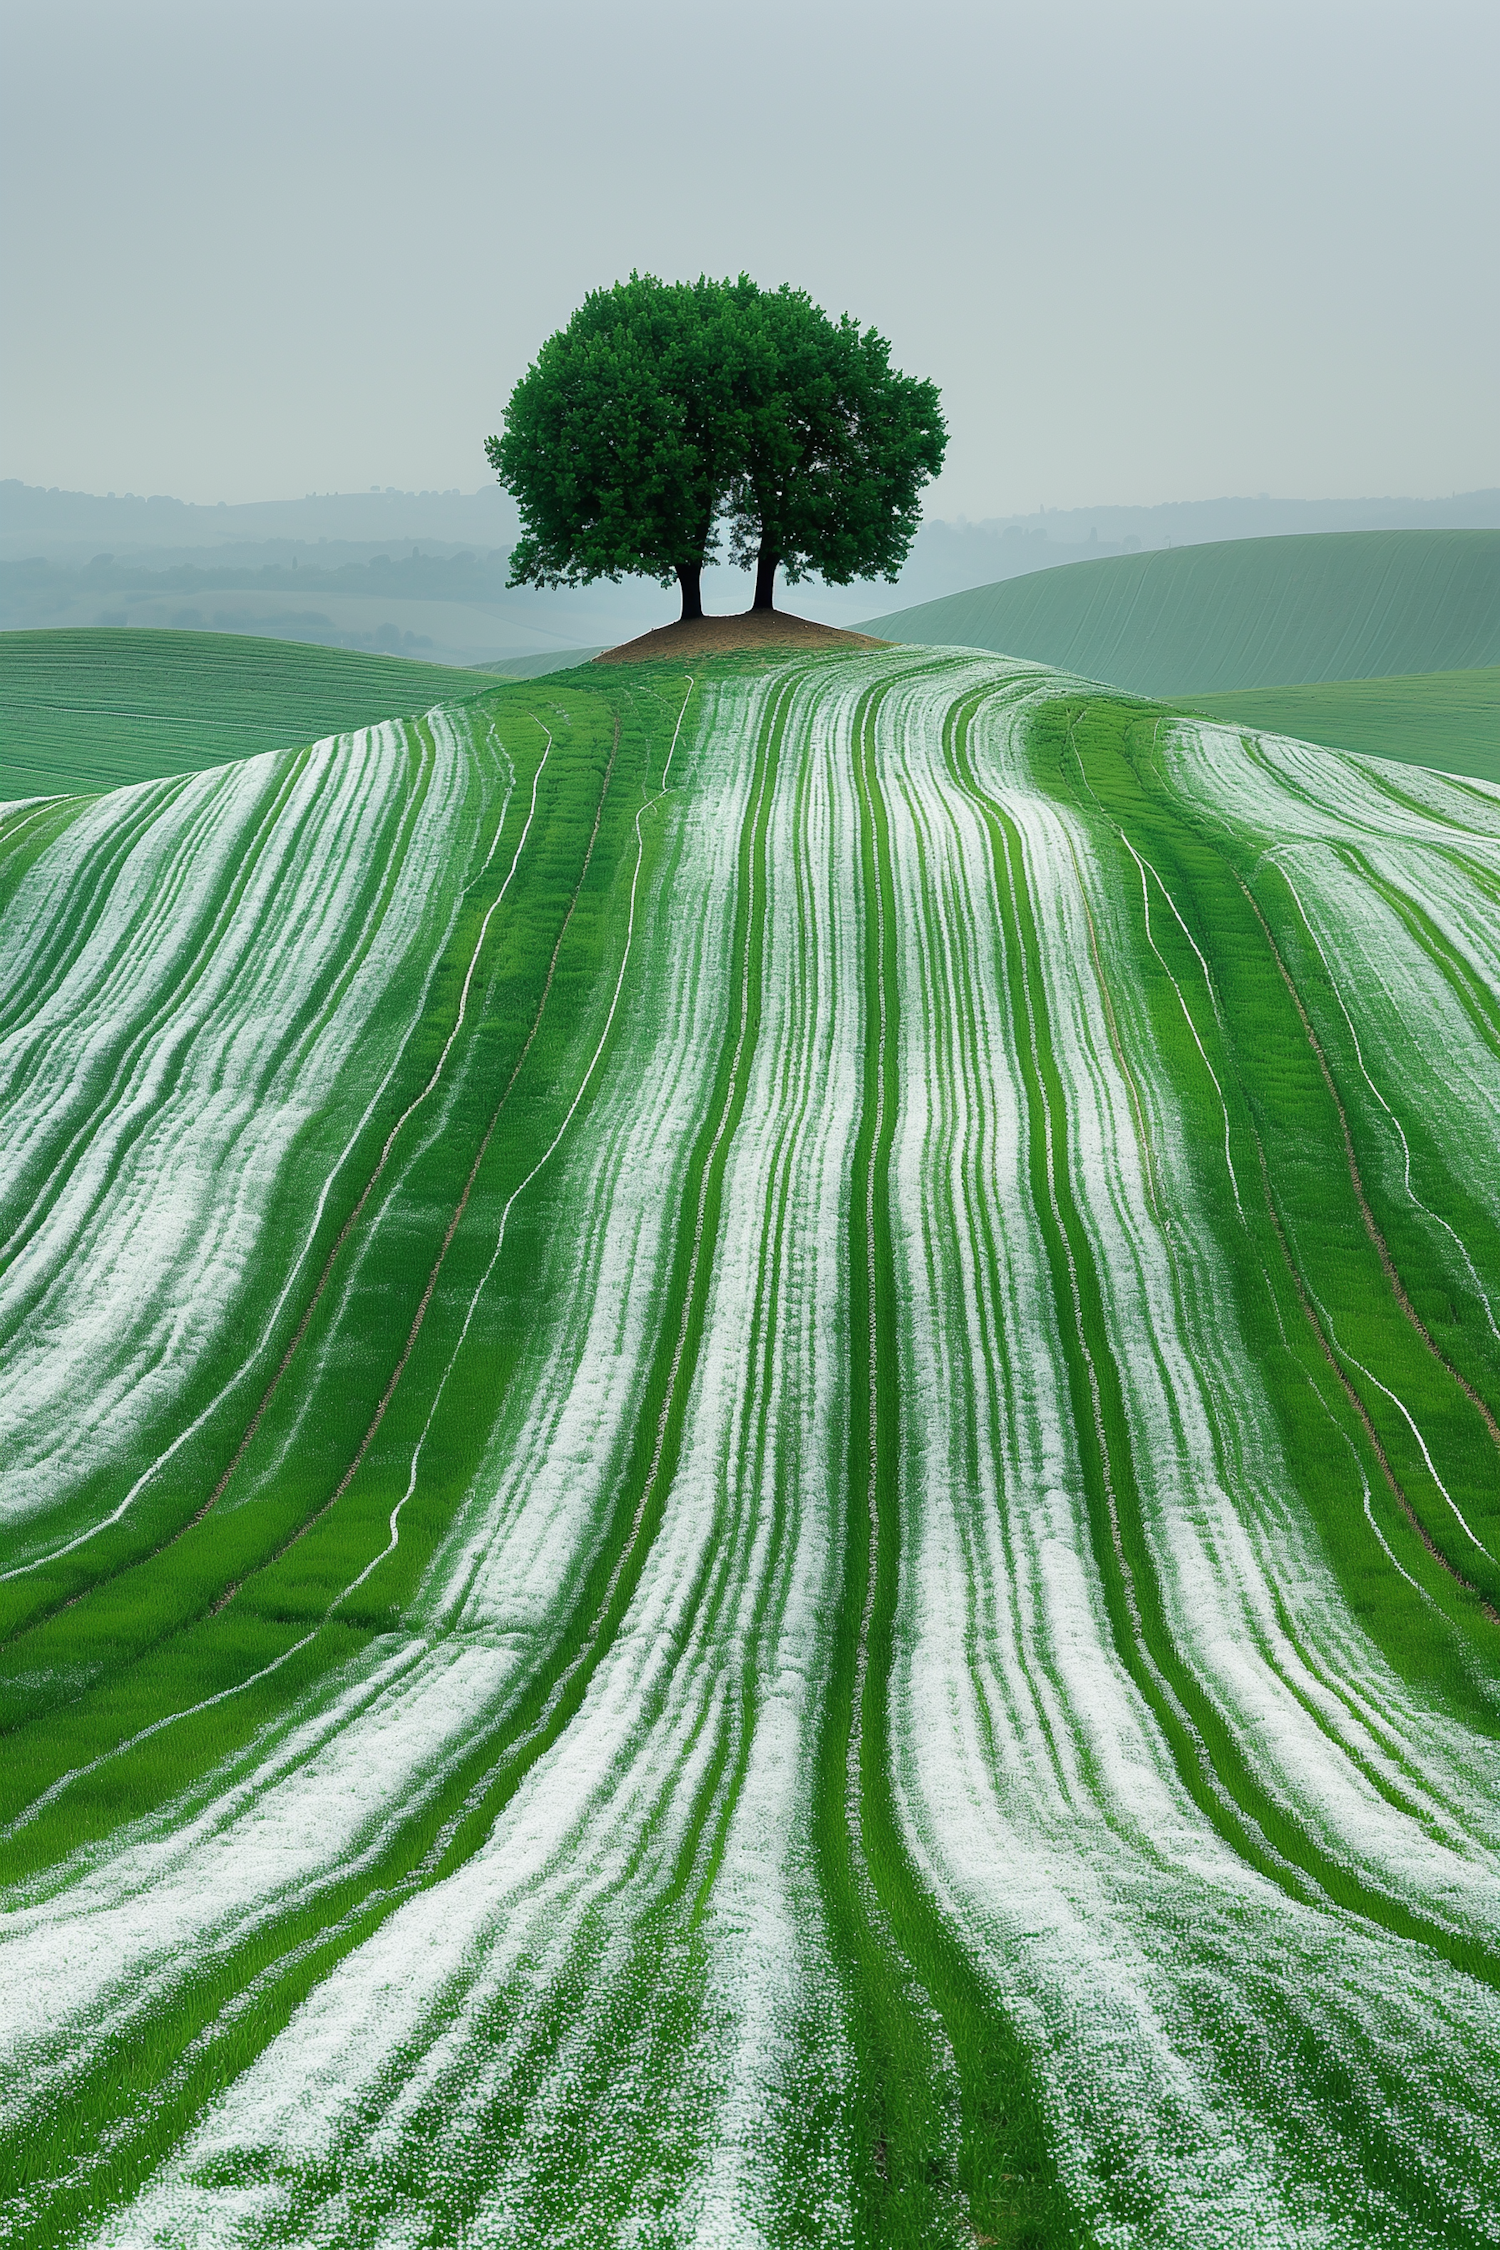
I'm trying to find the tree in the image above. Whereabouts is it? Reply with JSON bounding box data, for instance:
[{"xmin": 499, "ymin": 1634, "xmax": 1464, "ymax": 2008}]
[
  {"xmin": 487, "ymin": 275, "xmax": 946, "ymax": 622},
  {"xmin": 486, "ymin": 272, "xmax": 743, "ymax": 622},
  {"xmin": 725, "ymin": 285, "xmax": 948, "ymax": 610}
]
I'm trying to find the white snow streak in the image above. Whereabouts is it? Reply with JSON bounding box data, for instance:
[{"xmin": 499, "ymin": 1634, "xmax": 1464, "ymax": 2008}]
[{"xmin": 8, "ymin": 659, "xmax": 1500, "ymax": 2249}]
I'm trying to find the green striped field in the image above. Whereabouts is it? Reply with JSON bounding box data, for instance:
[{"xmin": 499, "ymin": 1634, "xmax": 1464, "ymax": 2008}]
[
  {"xmin": 860, "ymin": 529, "xmax": 1500, "ymax": 695},
  {"xmin": 3, "ymin": 647, "xmax": 1500, "ymax": 2248},
  {"xmin": 0, "ymin": 628, "xmax": 491, "ymax": 801}
]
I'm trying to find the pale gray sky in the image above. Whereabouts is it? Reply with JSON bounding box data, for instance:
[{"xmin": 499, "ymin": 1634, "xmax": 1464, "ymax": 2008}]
[{"xmin": 3, "ymin": 0, "xmax": 1496, "ymax": 516}]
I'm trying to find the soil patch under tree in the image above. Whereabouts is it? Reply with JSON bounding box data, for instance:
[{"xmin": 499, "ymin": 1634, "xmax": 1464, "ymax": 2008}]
[{"xmin": 593, "ymin": 610, "xmax": 889, "ymax": 666}]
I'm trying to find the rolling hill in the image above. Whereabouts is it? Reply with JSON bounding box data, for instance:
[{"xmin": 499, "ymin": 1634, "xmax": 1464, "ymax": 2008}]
[
  {"xmin": 3, "ymin": 646, "xmax": 1500, "ymax": 2248},
  {"xmin": 860, "ymin": 529, "xmax": 1500, "ymax": 695},
  {"xmin": 0, "ymin": 628, "xmax": 491, "ymax": 799},
  {"xmin": 1184, "ymin": 665, "xmax": 1500, "ymax": 783}
]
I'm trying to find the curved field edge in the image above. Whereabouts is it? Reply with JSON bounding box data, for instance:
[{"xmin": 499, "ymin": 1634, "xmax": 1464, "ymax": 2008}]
[
  {"xmin": 1, "ymin": 651, "xmax": 1499, "ymax": 2248},
  {"xmin": 0, "ymin": 628, "xmax": 497, "ymax": 803},
  {"xmin": 1176, "ymin": 666, "xmax": 1500, "ymax": 786}
]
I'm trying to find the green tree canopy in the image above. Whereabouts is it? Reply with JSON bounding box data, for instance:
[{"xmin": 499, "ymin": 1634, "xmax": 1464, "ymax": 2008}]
[
  {"xmin": 487, "ymin": 274, "xmax": 745, "ymax": 621},
  {"xmin": 487, "ymin": 275, "xmax": 946, "ymax": 623},
  {"xmin": 724, "ymin": 283, "xmax": 948, "ymax": 610}
]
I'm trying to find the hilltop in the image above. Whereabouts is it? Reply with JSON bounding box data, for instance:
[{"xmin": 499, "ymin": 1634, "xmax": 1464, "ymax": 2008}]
[{"xmin": 594, "ymin": 610, "xmax": 887, "ymax": 665}]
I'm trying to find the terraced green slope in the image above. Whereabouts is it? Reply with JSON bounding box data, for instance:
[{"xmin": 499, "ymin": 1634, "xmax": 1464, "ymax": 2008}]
[
  {"xmin": 860, "ymin": 529, "xmax": 1500, "ymax": 694},
  {"xmin": 0, "ymin": 627, "xmax": 490, "ymax": 799},
  {"xmin": 1183, "ymin": 664, "xmax": 1500, "ymax": 782},
  {"xmin": 3, "ymin": 652, "xmax": 1500, "ymax": 2249}
]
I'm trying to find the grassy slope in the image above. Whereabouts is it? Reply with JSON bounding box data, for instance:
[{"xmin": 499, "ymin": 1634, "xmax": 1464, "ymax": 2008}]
[
  {"xmin": 0, "ymin": 665, "xmax": 651, "ymax": 1794},
  {"xmin": 859, "ymin": 530, "xmax": 1500, "ymax": 696},
  {"xmin": 481, "ymin": 647, "xmax": 607, "ymax": 679},
  {"xmin": 1180, "ymin": 665, "xmax": 1500, "ymax": 783},
  {"xmin": 5, "ymin": 649, "xmax": 1500, "ymax": 2246},
  {"xmin": 0, "ymin": 627, "xmax": 491, "ymax": 800},
  {"xmin": 0, "ymin": 662, "xmax": 689, "ymax": 2244}
]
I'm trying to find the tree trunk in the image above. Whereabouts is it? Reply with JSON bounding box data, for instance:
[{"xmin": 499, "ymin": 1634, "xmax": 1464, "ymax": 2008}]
[
  {"xmin": 752, "ymin": 550, "xmax": 779, "ymax": 612},
  {"xmin": 677, "ymin": 562, "xmax": 704, "ymax": 621}
]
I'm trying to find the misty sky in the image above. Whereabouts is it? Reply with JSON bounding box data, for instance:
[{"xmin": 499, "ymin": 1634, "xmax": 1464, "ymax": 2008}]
[{"xmin": 3, "ymin": 0, "xmax": 1496, "ymax": 518}]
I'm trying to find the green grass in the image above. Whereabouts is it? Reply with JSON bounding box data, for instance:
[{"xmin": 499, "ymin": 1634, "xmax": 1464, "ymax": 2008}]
[
  {"xmin": 860, "ymin": 530, "xmax": 1500, "ymax": 696},
  {"xmin": 1045, "ymin": 695, "xmax": 1500, "ymax": 1697},
  {"xmin": 0, "ymin": 663, "xmax": 699, "ymax": 2244},
  {"xmin": 827, "ymin": 673, "xmax": 1076, "ymax": 2247},
  {"xmin": 0, "ymin": 626, "xmax": 492, "ymax": 800},
  {"xmin": 1178, "ymin": 665, "xmax": 1500, "ymax": 783},
  {"xmin": 6, "ymin": 644, "xmax": 1500, "ymax": 2246},
  {"xmin": 0, "ymin": 675, "xmax": 649, "ymax": 1846}
]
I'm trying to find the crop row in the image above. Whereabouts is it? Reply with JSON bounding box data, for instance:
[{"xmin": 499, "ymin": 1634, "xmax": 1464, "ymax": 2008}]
[{"xmin": 3, "ymin": 653, "xmax": 1500, "ymax": 2246}]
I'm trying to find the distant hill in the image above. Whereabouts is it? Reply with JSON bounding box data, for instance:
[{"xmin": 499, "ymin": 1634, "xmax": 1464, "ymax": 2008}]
[
  {"xmin": 0, "ymin": 628, "xmax": 490, "ymax": 800},
  {"xmin": 1182, "ymin": 667, "xmax": 1500, "ymax": 786},
  {"xmin": 0, "ymin": 549, "xmax": 659, "ymax": 670},
  {"xmin": 9, "ymin": 482, "xmax": 1500, "ymax": 663},
  {"xmin": 0, "ymin": 479, "xmax": 522, "ymax": 558},
  {"xmin": 859, "ymin": 531, "xmax": 1500, "ymax": 695},
  {"xmin": 0, "ymin": 482, "xmax": 661, "ymax": 663}
]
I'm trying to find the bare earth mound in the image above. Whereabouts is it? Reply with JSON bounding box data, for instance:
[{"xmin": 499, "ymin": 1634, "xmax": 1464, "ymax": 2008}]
[{"xmin": 593, "ymin": 610, "xmax": 889, "ymax": 665}]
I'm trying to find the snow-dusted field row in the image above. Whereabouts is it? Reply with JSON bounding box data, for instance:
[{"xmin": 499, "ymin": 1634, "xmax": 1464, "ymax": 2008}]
[
  {"xmin": 0, "ymin": 709, "xmax": 509, "ymax": 1561},
  {"xmin": 3, "ymin": 656, "xmax": 1499, "ymax": 2249}
]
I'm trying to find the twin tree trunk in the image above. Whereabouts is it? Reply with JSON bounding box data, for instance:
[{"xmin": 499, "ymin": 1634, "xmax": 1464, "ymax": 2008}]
[
  {"xmin": 753, "ymin": 550, "xmax": 779, "ymax": 612},
  {"xmin": 675, "ymin": 549, "xmax": 780, "ymax": 621},
  {"xmin": 677, "ymin": 562, "xmax": 704, "ymax": 622}
]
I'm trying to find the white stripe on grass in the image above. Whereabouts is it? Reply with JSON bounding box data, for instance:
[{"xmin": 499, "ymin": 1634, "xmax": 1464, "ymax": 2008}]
[
  {"xmin": 881, "ymin": 661, "xmax": 1500, "ymax": 2241},
  {"xmin": 1163, "ymin": 715, "xmax": 1500, "ymax": 1561},
  {"xmin": 1163, "ymin": 720, "xmax": 1500, "ymax": 851},
  {"xmin": 0, "ymin": 709, "xmax": 506, "ymax": 1555},
  {"xmin": 1307, "ymin": 1282, "xmax": 1497, "ymax": 1567},
  {"xmin": 13, "ymin": 655, "xmax": 1500, "ymax": 2248},
  {"xmin": 0, "ymin": 682, "xmax": 766, "ymax": 2193},
  {"xmin": 1273, "ymin": 852, "xmax": 1500, "ymax": 1345},
  {"xmin": 1272, "ymin": 838, "xmax": 1500, "ymax": 1310},
  {"xmin": 86, "ymin": 664, "xmax": 869, "ymax": 2249},
  {"xmin": 1008, "ymin": 762, "xmax": 1500, "ymax": 1917},
  {"xmin": 1115, "ymin": 829, "xmax": 1245, "ymax": 1222}
]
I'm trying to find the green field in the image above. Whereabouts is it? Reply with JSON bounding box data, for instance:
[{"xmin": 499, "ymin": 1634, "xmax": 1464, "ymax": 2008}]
[
  {"xmin": 860, "ymin": 529, "xmax": 1500, "ymax": 694},
  {"xmin": 0, "ymin": 627, "xmax": 492, "ymax": 800},
  {"xmin": 3, "ymin": 644, "xmax": 1500, "ymax": 2247},
  {"xmin": 1182, "ymin": 664, "xmax": 1500, "ymax": 782}
]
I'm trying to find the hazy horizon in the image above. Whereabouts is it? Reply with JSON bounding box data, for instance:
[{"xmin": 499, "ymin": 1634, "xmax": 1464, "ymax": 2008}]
[
  {"xmin": 7, "ymin": 473, "xmax": 1497, "ymax": 667},
  {"xmin": 4, "ymin": 0, "xmax": 1496, "ymax": 520},
  {"xmin": 8, "ymin": 474, "xmax": 1500, "ymax": 527}
]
